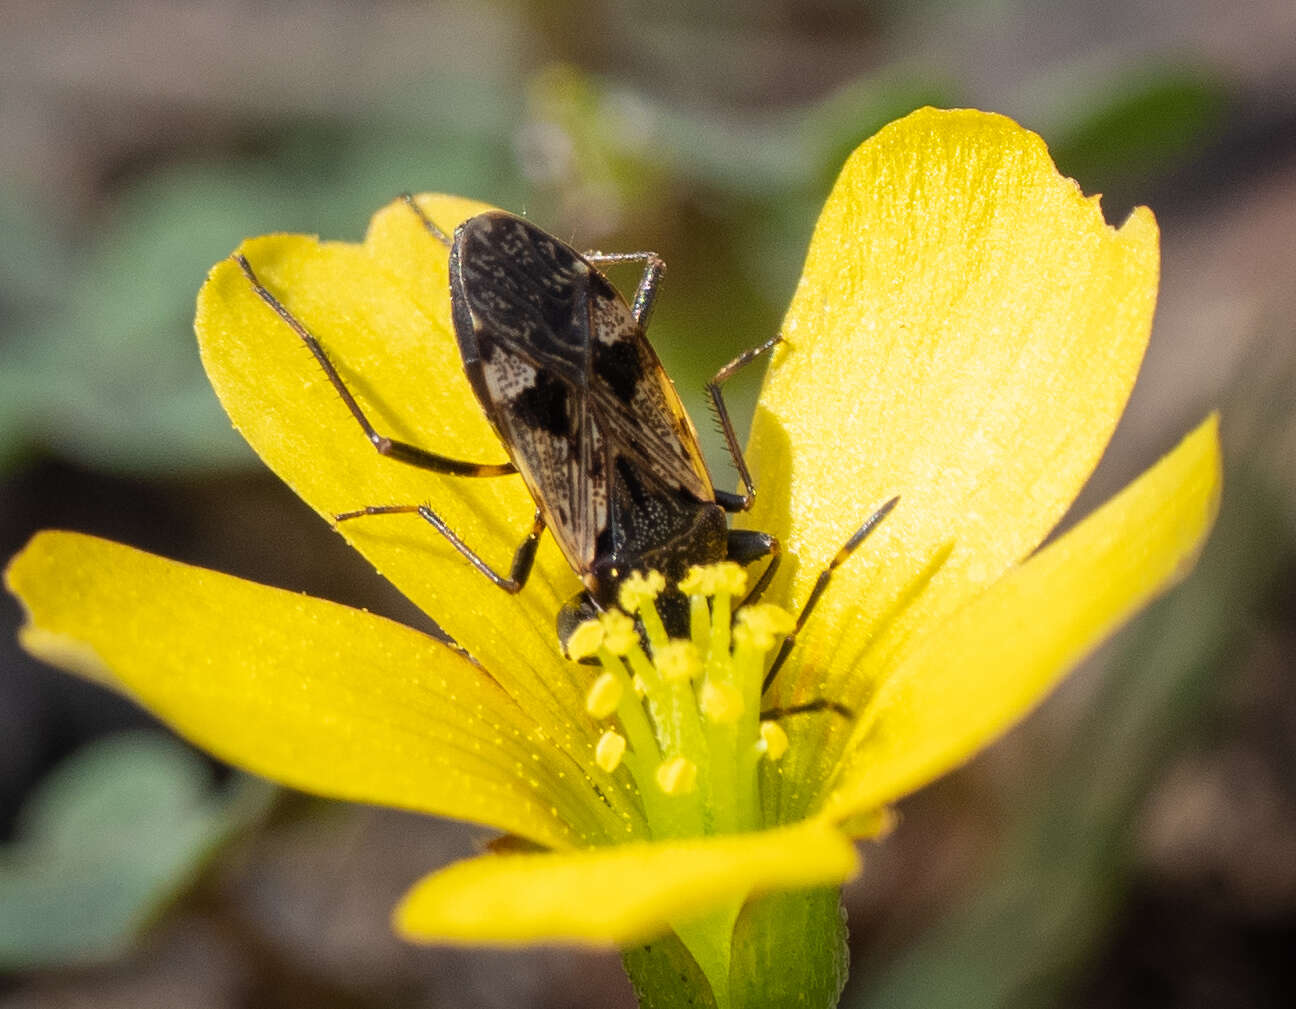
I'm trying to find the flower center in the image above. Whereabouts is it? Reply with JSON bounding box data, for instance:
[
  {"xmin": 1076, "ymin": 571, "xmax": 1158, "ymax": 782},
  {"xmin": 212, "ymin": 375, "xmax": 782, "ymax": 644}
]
[{"xmin": 569, "ymin": 564, "xmax": 794, "ymax": 840}]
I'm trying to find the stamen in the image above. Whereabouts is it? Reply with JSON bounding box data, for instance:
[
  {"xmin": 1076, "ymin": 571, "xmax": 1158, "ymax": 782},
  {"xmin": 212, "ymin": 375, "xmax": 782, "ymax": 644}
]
[
  {"xmin": 655, "ymin": 756, "xmax": 697, "ymax": 796},
  {"xmin": 757, "ymin": 721, "xmax": 789, "ymax": 761},
  {"xmin": 599, "ymin": 610, "xmax": 638, "ymax": 656},
  {"xmin": 655, "ymin": 640, "xmax": 701, "ymax": 683},
  {"xmin": 569, "ymin": 567, "xmax": 833, "ymax": 839},
  {"xmin": 585, "ymin": 671, "xmax": 623, "ymax": 719},
  {"xmin": 734, "ymin": 604, "xmax": 796, "ymax": 651},
  {"xmin": 679, "ymin": 561, "xmax": 747, "ymax": 599},
  {"xmin": 595, "ymin": 730, "xmax": 627, "ymax": 772},
  {"xmin": 618, "ymin": 570, "xmax": 666, "ymax": 612},
  {"xmin": 566, "ymin": 618, "xmax": 605, "ymax": 662},
  {"xmin": 700, "ymin": 681, "xmax": 743, "ymax": 724}
]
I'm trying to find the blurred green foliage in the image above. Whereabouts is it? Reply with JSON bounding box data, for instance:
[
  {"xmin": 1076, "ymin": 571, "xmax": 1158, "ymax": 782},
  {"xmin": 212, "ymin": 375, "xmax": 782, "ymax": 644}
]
[
  {"xmin": 0, "ymin": 59, "xmax": 1226, "ymax": 477},
  {"xmin": 0, "ymin": 731, "xmax": 273, "ymax": 970}
]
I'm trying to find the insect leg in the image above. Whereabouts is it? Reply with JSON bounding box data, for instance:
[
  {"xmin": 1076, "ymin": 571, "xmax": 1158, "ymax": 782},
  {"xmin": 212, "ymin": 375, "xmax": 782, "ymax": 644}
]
[
  {"xmin": 400, "ymin": 193, "xmax": 453, "ymax": 248},
  {"xmin": 583, "ymin": 250, "xmax": 666, "ymax": 328},
  {"xmin": 759, "ymin": 699, "xmax": 854, "ymax": 721},
  {"xmin": 726, "ymin": 528, "xmax": 781, "ymax": 608},
  {"xmin": 761, "ymin": 496, "xmax": 900, "ymax": 693},
  {"xmin": 336, "ymin": 504, "xmax": 546, "ymax": 594},
  {"xmin": 235, "ymin": 254, "xmax": 514, "ymax": 478},
  {"xmin": 709, "ymin": 335, "xmax": 782, "ymax": 513}
]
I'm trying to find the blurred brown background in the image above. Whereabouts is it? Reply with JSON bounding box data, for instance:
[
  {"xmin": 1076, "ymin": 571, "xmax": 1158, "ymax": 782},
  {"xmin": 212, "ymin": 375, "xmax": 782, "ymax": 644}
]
[{"xmin": 1, "ymin": 2, "xmax": 1294, "ymax": 1007}]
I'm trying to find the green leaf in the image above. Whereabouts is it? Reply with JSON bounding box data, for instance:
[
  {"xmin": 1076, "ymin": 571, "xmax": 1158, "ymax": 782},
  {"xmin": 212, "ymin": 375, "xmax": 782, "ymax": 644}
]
[{"xmin": 0, "ymin": 731, "xmax": 274, "ymax": 969}]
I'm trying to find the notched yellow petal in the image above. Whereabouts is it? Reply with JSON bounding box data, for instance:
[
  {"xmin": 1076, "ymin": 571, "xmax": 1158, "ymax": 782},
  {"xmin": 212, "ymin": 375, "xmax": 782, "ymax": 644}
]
[
  {"xmin": 749, "ymin": 107, "xmax": 1163, "ymax": 723},
  {"xmin": 824, "ymin": 414, "xmax": 1222, "ymax": 822},
  {"xmin": 394, "ymin": 820, "xmax": 860, "ymax": 948},
  {"xmin": 195, "ymin": 204, "xmax": 593, "ymax": 757}
]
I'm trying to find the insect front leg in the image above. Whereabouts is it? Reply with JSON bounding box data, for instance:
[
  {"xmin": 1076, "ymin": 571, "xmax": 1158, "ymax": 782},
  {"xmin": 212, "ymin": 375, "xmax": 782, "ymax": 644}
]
[
  {"xmin": 709, "ymin": 335, "xmax": 782, "ymax": 513},
  {"xmin": 762, "ymin": 496, "xmax": 900, "ymax": 693},
  {"xmin": 235, "ymin": 254, "xmax": 514, "ymax": 479},
  {"xmin": 582, "ymin": 250, "xmax": 666, "ymax": 328},
  {"xmin": 336, "ymin": 504, "xmax": 546, "ymax": 594}
]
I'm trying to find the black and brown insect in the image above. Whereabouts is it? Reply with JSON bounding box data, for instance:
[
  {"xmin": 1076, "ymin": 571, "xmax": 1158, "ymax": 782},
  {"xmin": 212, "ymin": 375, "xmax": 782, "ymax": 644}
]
[{"xmin": 235, "ymin": 197, "xmax": 895, "ymax": 691}]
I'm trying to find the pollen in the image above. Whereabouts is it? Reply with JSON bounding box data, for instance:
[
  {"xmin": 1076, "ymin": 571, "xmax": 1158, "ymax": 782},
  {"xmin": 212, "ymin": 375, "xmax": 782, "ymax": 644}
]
[
  {"xmin": 678, "ymin": 561, "xmax": 747, "ymax": 598},
  {"xmin": 758, "ymin": 721, "xmax": 789, "ymax": 761},
  {"xmin": 655, "ymin": 756, "xmax": 697, "ymax": 796},
  {"xmin": 655, "ymin": 640, "xmax": 701, "ymax": 683},
  {"xmin": 618, "ymin": 569, "xmax": 667, "ymax": 612},
  {"xmin": 585, "ymin": 671, "xmax": 623, "ymax": 719},
  {"xmin": 566, "ymin": 618, "xmax": 605, "ymax": 661},
  {"xmin": 734, "ymin": 603, "xmax": 796, "ymax": 651},
  {"xmin": 568, "ymin": 567, "xmax": 842, "ymax": 838},
  {"xmin": 595, "ymin": 729, "xmax": 627, "ymax": 773},
  {"xmin": 598, "ymin": 610, "xmax": 639, "ymax": 656},
  {"xmin": 700, "ymin": 681, "xmax": 743, "ymax": 723}
]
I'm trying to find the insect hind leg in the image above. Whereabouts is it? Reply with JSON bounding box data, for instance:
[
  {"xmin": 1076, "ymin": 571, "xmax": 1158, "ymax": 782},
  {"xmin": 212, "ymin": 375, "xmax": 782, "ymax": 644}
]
[
  {"xmin": 234, "ymin": 254, "xmax": 513, "ymax": 479},
  {"xmin": 761, "ymin": 495, "xmax": 900, "ymax": 694},
  {"xmin": 709, "ymin": 335, "xmax": 782, "ymax": 513},
  {"xmin": 336, "ymin": 504, "xmax": 545, "ymax": 594}
]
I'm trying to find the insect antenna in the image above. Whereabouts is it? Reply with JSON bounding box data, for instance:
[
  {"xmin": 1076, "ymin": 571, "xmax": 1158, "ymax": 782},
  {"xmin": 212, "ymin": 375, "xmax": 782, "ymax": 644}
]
[
  {"xmin": 401, "ymin": 193, "xmax": 453, "ymax": 248},
  {"xmin": 762, "ymin": 495, "xmax": 900, "ymax": 693}
]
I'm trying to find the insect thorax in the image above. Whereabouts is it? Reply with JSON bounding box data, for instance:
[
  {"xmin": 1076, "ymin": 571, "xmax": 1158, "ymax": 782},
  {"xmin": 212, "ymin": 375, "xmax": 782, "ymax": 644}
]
[{"xmin": 590, "ymin": 488, "xmax": 729, "ymax": 608}]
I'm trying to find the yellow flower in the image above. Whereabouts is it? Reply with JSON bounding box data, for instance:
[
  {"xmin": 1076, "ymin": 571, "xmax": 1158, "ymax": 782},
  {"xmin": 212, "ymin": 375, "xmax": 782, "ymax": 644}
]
[{"xmin": 5, "ymin": 109, "xmax": 1220, "ymax": 1009}]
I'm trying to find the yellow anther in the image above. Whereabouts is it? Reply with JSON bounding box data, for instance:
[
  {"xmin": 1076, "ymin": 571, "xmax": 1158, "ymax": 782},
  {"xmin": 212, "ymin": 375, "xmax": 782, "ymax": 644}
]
[
  {"xmin": 618, "ymin": 570, "xmax": 667, "ymax": 612},
  {"xmin": 599, "ymin": 610, "xmax": 638, "ymax": 656},
  {"xmin": 700, "ymin": 681, "xmax": 744, "ymax": 724},
  {"xmin": 757, "ymin": 720, "xmax": 789, "ymax": 761},
  {"xmin": 595, "ymin": 730, "xmax": 627, "ymax": 773},
  {"xmin": 734, "ymin": 603, "xmax": 796, "ymax": 651},
  {"xmin": 655, "ymin": 756, "xmax": 697, "ymax": 795},
  {"xmin": 584, "ymin": 671, "xmax": 623, "ymax": 719},
  {"xmin": 565, "ymin": 619, "xmax": 605, "ymax": 661},
  {"xmin": 678, "ymin": 561, "xmax": 747, "ymax": 598},
  {"xmin": 655, "ymin": 640, "xmax": 701, "ymax": 683}
]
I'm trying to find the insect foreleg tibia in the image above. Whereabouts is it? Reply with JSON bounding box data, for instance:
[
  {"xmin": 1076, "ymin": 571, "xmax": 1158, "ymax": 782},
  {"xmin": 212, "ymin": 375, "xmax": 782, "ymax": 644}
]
[
  {"xmin": 582, "ymin": 250, "xmax": 666, "ymax": 328},
  {"xmin": 709, "ymin": 335, "xmax": 783, "ymax": 512},
  {"xmin": 761, "ymin": 495, "xmax": 900, "ymax": 693},
  {"xmin": 335, "ymin": 504, "xmax": 545, "ymax": 594},
  {"xmin": 235, "ymin": 254, "xmax": 514, "ymax": 479},
  {"xmin": 400, "ymin": 193, "xmax": 452, "ymax": 248}
]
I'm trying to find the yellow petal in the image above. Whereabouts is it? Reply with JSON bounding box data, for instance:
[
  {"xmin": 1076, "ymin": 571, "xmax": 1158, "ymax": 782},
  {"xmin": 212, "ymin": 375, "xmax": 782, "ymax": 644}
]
[
  {"xmin": 195, "ymin": 197, "xmax": 598, "ymax": 768},
  {"xmin": 6, "ymin": 532, "xmax": 641, "ymax": 847},
  {"xmin": 819, "ymin": 414, "xmax": 1221, "ymax": 823},
  {"xmin": 748, "ymin": 108, "xmax": 1160, "ymax": 718},
  {"xmin": 395, "ymin": 819, "xmax": 859, "ymax": 948}
]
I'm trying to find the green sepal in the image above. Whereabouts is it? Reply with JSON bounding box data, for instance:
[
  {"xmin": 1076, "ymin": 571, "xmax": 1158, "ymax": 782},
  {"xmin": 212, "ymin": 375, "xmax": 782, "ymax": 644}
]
[
  {"xmin": 728, "ymin": 887, "xmax": 849, "ymax": 1009},
  {"xmin": 623, "ymin": 928, "xmax": 720, "ymax": 1009},
  {"xmin": 622, "ymin": 887, "xmax": 848, "ymax": 1009}
]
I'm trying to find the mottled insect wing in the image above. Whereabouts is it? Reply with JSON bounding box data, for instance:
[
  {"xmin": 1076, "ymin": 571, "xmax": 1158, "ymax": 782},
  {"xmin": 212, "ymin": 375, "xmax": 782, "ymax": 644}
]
[{"xmin": 449, "ymin": 211, "xmax": 713, "ymax": 581}]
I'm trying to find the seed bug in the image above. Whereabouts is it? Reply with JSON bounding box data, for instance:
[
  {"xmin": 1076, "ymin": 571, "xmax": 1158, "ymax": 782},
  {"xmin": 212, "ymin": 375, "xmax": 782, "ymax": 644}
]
[{"xmin": 234, "ymin": 196, "xmax": 895, "ymax": 697}]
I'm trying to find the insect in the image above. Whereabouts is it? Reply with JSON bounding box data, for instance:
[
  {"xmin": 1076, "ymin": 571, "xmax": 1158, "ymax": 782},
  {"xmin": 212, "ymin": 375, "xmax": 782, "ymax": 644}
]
[{"xmin": 234, "ymin": 197, "xmax": 895, "ymax": 694}]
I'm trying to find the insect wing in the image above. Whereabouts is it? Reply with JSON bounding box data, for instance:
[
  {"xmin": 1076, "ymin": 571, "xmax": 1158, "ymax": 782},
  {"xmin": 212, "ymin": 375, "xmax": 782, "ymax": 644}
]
[{"xmin": 450, "ymin": 212, "xmax": 712, "ymax": 577}]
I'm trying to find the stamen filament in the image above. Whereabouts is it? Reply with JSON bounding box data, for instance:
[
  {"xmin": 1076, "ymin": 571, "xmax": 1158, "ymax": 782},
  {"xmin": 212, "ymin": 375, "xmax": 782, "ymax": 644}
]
[{"xmin": 575, "ymin": 564, "xmax": 808, "ymax": 843}]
